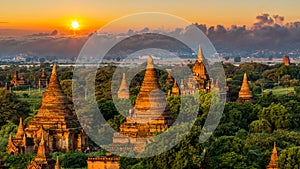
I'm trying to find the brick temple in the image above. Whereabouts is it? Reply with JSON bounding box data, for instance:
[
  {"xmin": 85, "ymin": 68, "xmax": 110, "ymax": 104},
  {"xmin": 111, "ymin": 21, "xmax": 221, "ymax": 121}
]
[{"xmin": 7, "ymin": 64, "xmax": 88, "ymax": 168}]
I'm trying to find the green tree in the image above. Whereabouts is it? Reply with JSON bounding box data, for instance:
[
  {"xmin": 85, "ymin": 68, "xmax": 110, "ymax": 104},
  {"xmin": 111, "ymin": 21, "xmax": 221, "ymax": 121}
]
[
  {"xmin": 258, "ymin": 103, "xmax": 291, "ymax": 129},
  {"xmin": 279, "ymin": 147, "xmax": 300, "ymax": 169}
]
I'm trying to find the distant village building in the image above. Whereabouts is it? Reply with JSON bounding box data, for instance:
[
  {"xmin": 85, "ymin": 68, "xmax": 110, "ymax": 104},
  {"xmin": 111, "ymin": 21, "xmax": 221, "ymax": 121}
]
[
  {"xmin": 237, "ymin": 73, "xmax": 255, "ymax": 103},
  {"xmin": 282, "ymin": 55, "xmax": 290, "ymax": 66},
  {"xmin": 117, "ymin": 73, "xmax": 130, "ymax": 99},
  {"xmin": 10, "ymin": 71, "xmax": 27, "ymax": 87},
  {"xmin": 7, "ymin": 65, "xmax": 88, "ymax": 157},
  {"xmin": 267, "ymin": 142, "xmax": 279, "ymax": 169}
]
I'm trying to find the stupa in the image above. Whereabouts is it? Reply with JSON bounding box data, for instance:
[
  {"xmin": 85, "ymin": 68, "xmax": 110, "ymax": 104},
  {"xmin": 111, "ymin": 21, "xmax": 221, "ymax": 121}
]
[
  {"xmin": 171, "ymin": 80, "xmax": 180, "ymax": 96},
  {"xmin": 117, "ymin": 73, "xmax": 130, "ymax": 99},
  {"xmin": 10, "ymin": 71, "xmax": 27, "ymax": 87},
  {"xmin": 37, "ymin": 69, "xmax": 48, "ymax": 88},
  {"xmin": 112, "ymin": 56, "xmax": 173, "ymax": 152},
  {"xmin": 7, "ymin": 65, "xmax": 88, "ymax": 155},
  {"xmin": 192, "ymin": 45, "xmax": 211, "ymax": 91},
  {"xmin": 237, "ymin": 73, "xmax": 254, "ymax": 103},
  {"xmin": 266, "ymin": 142, "xmax": 279, "ymax": 169},
  {"xmin": 282, "ymin": 55, "xmax": 290, "ymax": 66},
  {"xmin": 27, "ymin": 133, "xmax": 55, "ymax": 169}
]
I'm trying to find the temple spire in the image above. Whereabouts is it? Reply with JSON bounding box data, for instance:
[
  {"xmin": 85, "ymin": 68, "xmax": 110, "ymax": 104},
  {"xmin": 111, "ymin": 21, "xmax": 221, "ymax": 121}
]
[
  {"xmin": 197, "ymin": 45, "xmax": 204, "ymax": 62},
  {"xmin": 55, "ymin": 156, "xmax": 60, "ymax": 169},
  {"xmin": 118, "ymin": 73, "xmax": 130, "ymax": 99},
  {"xmin": 35, "ymin": 132, "xmax": 48, "ymax": 163},
  {"xmin": 15, "ymin": 117, "xmax": 24, "ymax": 138},
  {"xmin": 134, "ymin": 56, "xmax": 160, "ymax": 112},
  {"xmin": 237, "ymin": 73, "xmax": 254, "ymax": 103},
  {"xmin": 267, "ymin": 142, "xmax": 279, "ymax": 169}
]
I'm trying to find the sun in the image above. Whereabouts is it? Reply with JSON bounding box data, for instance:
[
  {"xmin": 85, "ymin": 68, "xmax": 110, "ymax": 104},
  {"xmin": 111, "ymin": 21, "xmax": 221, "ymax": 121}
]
[{"xmin": 71, "ymin": 20, "xmax": 79, "ymax": 29}]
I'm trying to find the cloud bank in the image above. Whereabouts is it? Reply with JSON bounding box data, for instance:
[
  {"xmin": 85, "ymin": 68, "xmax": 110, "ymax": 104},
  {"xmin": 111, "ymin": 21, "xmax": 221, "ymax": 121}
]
[{"xmin": 0, "ymin": 13, "xmax": 299, "ymax": 59}]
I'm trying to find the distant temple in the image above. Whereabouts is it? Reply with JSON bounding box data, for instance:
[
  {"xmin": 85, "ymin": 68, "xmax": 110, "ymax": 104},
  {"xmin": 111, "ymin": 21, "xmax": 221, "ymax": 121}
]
[
  {"xmin": 112, "ymin": 56, "xmax": 173, "ymax": 152},
  {"xmin": 237, "ymin": 73, "xmax": 254, "ymax": 103},
  {"xmin": 117, "ymin": 73, "xmax": 130, "ymax": 99},
  {"xmin": 282, "ymin": 55, "xmax": 290, "ymax": 66},
  {"xmin": 267, "ymin": 142, "xmax": 279, "ymax": 169},
  {"xmin": 7, "ymin": 65, "xmax": 88, "ymax": 156},
  {"xmin": 192, "ymin": 45, "xmax": 211, "ymax": 91},
  {"xmin": 10, "ymin": 71, "xmax": 27, "ymax": 87},
  {"xmin": 171, "ymin": 80, "xmax": 180, "ymax": 96},
  {"xmin": 165, "ymin": 69, "xmax": 174, "ymax": 84},
  {"xmin": 37, "ymin": 69, "xmax": 48, "ymax": 88}
]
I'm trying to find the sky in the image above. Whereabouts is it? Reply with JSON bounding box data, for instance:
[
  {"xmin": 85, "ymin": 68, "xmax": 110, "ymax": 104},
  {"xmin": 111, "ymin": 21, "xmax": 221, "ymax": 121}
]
[
  {"xmin": 0, "ymin": 0, "xmax": 299, "ymax": 58},
  {"xmin": 1, "ymin": 0, "xmax": 300, "ymax": 33}
]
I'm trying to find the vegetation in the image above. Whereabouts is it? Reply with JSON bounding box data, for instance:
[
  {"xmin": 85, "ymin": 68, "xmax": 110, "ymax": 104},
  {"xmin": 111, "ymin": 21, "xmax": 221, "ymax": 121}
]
[{"xmin": 1, "ymin": 62, "xmax": 300, "ymax": 168}]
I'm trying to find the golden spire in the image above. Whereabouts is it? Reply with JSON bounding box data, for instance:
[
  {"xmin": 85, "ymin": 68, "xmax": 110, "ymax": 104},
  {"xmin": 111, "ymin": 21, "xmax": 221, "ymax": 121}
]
[
  {"xmin": 35, "ymin": 132, "xmax": 48, "ymax": 163},
  {"xmin": 37, "ymin": 64, "xmax": 72, "ymax": 117},
  {"xmin": 55, "ymin": 156, "xmax": 60, "ymax": 169},
  {"xmin": 134, "ymin": 56, "xmax": 160, "ymax": 112},
  {"xmin": 118, "ymin": 73, "xmax": 130, "ymax": 99},
  {"xmin": 15, "ymin": 117, "xmax": 24, "ymax": 138},
  {"xmin": 238, "ymin": 73, "xmax": 253, "ymax": 100},
  {"xmin": 197, "ymin": 44, "xmax": 204, "ymax": 62},
  {"xmin": 267, "ymin": 142, "xmax": 279, "ymax": 169}
]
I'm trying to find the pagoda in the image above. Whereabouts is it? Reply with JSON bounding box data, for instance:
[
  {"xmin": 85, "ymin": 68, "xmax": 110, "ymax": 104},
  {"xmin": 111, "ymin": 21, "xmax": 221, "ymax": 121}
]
[
  {"xmin": 267, "ymin": 142, "xmax": 279, "ymax": 169},
  {"xmin": 165, "ymin": 69, "xmax": 174, "ymax": 84},
  {"xmin": 192, "ymin": 45, "xmax": 211, "ymax": 91},
  {"xmin": 171, "ymin": 80, "xmax": 180, "ymax": 96},
  {"xmin": 282, "ymin": 55, "xmax": 290, "ymax": 66},
  {"xmin": 7, "ymin": 64, "xmax": 88, "ymax": 155},
  {"xmin": 27, "ymin": 133, "xmax": 55, "ymax": 169},
  {"xmin": 10, "ymin": 71, "xmax": 27, "ymax": 87},
  {"xmin": 237, "ymin": 73, "xmax": 254, "ymax": 103},
  {"xmin": 112, "ymin": 56, "xmax": 173, "ymax": 152},
  {"xmin": 37, "ymin": 69, "xmax": 48, "ymax": 88},
  {"xmin": 117, "ymin": 73, "xmax": 130, "ymax": 99}
]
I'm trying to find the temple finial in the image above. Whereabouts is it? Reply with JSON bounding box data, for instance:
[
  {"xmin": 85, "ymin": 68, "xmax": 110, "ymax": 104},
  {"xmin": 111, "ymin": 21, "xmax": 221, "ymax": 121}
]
[
  {"xmin": 198, "ymin": 44, "xmax": 204, "ymax": 62},
  {"xmin": 15, "ymin": 117, "xmax": 24, "ymax": 138},
  {"xmin": 52, "ymin": 64, "xmax": 57, "ymax": 75}
]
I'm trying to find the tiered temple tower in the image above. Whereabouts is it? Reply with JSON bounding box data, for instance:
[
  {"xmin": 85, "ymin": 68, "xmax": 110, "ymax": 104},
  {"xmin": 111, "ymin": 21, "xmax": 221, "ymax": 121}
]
[
  {"xmin": 267, "ymin": 142, "xmax": 279, "ymax": 169},
  {"xmin": 7, "ymin": 65, "xmax": 88, "ymax": 155},
  {"xmin": 171, "ymin": 80, "xmax": 180, "ymax": 96},
  {"xmin": 112, "ymin": 56, "xmax": 173, "ymax": 152},
  {"xmin": 117, "ymin": 73, "xmax": 130, "ymax": 99},
  {"xmin": 237, "ymin": 73, "xmax": 254, "ymax": 103},
  {"xmin": 192, "ymin": 45, "xmax": 211, "ymax": 91}
]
